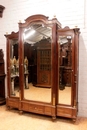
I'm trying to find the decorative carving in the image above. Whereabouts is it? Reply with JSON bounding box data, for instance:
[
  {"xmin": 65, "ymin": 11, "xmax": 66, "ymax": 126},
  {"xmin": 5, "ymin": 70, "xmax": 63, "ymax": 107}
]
[
  {"xmin": 63, "ymin": 26, "xmax": 70, "ymax": 29},
  {"xmin": 0, "ymin": 5, "xmax": 5, "ymax": 17},
  {"xmin": 74, "ymin": 28, "xmax": 80, "ymax": 35},
  {"xmin": 41, "ymin": 74, "xmax": 48, "ymax": 83}
]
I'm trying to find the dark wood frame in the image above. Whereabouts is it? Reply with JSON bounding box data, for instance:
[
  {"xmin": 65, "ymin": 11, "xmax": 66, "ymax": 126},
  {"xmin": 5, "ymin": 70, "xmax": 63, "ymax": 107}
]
[
  {"xmin": 5, "ymin": 32, "xmax": 20, "ymax": 109},
  {"xmin": 18, "ymin": 14, "xmax": 61, "ymax": 119},
  {"xmin": 5, "ymin": 14, "xmax": 80, "ymax": 121},
  {"xmin": 56, "ymin": 27, "xmax": 80, "ymax": 120}
]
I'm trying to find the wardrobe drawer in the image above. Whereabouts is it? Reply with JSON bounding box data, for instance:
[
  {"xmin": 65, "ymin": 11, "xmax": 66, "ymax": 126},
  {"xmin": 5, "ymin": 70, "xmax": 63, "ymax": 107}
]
[{"xmin": 29, "ymin": 104, "xmax": 44, "ymax": 114}]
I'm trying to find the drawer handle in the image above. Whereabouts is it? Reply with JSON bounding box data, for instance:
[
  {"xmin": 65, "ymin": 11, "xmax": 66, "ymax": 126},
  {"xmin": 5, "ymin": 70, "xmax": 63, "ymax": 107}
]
[{"xmin": 34, "ymin": 107, "xmax": 37, "ymax": 110}]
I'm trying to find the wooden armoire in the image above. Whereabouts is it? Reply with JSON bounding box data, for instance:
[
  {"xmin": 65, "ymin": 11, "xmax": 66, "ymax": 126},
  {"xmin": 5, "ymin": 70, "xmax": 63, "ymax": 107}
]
[{"xmin": 5, "ymin": 14, "xmax": 80, "ymax": 121}]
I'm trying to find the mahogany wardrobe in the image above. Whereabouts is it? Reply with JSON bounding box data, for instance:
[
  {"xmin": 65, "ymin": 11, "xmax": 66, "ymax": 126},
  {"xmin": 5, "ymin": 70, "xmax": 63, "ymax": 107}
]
[{"xmin": 5, "ymin": 14, "xmax": 80, "ymax": 121}]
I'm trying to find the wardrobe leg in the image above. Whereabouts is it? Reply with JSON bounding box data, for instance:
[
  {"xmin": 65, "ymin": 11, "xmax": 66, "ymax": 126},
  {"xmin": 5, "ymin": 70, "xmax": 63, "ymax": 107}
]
[
  {"xmin": 19, "ymin": 110, "xmax": 23, "ymax": 115},
  {"xmin": 52, "ymin": 116, "xmax": 56, "ymax": 121}
]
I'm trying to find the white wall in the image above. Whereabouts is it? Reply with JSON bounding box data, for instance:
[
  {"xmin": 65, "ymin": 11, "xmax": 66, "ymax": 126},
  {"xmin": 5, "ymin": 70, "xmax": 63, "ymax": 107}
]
[{"xmin": 0, "ymin": 0, "xmax": 87, "ymax": 117}]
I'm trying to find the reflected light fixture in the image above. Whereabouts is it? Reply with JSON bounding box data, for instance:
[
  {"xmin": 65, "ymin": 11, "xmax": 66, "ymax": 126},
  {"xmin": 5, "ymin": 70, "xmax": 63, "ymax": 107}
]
[{"xmin": 24, "ymin": 29, "xmax": 35, "ymax": 40}]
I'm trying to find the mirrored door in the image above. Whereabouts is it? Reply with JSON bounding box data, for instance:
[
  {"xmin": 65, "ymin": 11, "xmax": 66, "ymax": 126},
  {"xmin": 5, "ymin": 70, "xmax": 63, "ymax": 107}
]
[
  {"xmin": 9, "ymin": 36, "xmax": 19, "ymax": 97},
  {"xmin": 58, "ymin": 31, "xmax": 73, "ymax": 105},
  {"xmin": 23, "ymin": 23, "xmax": 52, "ymax": 103}
]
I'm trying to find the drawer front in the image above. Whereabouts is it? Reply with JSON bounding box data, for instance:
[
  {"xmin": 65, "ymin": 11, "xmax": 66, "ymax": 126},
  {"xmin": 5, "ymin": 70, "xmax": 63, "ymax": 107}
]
[
  {"xmin": 57, "ymin": 106, "xmax": 72, "ymax": 118},
  {"xmin": 29, "ymin": 104, "xmax": 44, "ymax": 114},
  {"xmin": 7, "ymin": 99, "xmax": 19, "ymax": 108},
  {"xmin": 21, "ymin": 102, "xmax": 44, "ymax": 114}
]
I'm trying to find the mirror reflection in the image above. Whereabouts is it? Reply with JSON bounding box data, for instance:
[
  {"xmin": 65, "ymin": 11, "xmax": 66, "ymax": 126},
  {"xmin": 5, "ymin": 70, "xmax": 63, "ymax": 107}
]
[
  {"xmin": 58, "ymin": 35, "xmax": 72, "ymax": 105},
  {"xmin": 10, "ymin": 39, "xmax": 19, "ymax": 97},
  {"xmin": 23, "ymin": 23, "xmax": 52, "ymax": 103}
]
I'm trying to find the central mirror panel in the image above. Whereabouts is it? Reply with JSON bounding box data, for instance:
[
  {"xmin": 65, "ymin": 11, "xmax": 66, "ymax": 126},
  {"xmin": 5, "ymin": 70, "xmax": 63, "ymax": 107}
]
[
  {"xmin": 23, "ymin": 23, "xmax": 52, "ymax": 103},
  {"xmin": 58, "ymin": 35, "xmax": 72, "ymax": 105}
]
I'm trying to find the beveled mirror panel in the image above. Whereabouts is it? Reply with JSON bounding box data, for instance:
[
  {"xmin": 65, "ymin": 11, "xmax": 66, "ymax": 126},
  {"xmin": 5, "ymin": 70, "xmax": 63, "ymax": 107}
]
[
  {"xmin": 10, "ymin": 39, "xmax": 19, "ymax": 97},
  {"xmin": 58, "ymin": 35, "xmax": 72, "ymax": 105},
  {"xmin": 23, "ymin": 23, "xmax": 52, "ymax": 103}
]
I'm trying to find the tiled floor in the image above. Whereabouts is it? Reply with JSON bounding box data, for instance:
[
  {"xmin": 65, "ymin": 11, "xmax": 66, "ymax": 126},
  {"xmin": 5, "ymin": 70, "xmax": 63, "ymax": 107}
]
[{"xmin": 0, "ymin": 105, "xmax": 87, "ymax": 130}]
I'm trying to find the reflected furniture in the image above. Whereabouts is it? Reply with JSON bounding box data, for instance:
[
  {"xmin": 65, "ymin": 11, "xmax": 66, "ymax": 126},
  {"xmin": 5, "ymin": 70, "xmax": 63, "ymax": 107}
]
[
  {"xmin": 0, "ymin": 49, "xmax": 6, "ymax": 104},
  {"xmin": 56, "ymin": 27, "xmax": 80, "ymax": 119},
  {"xmin": 5, "ymin": 14, "xmax": 80, "ymax": 121},
  {"xmin": 36, "ymin": 39, "xmax": 51, "ymax": 88}
]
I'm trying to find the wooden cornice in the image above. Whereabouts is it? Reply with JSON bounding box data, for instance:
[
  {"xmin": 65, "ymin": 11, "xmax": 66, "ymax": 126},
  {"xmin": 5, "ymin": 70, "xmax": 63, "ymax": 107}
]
[{"xmin": 0, "ymin": 5, "xmax": 5, "ymax": 17}]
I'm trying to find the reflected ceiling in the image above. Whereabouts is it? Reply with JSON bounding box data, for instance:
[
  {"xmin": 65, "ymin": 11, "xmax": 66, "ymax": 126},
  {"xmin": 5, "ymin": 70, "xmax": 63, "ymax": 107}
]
[{"xmin": 24, "ymin": 24, "xmax": 52, "ymax": 44}]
